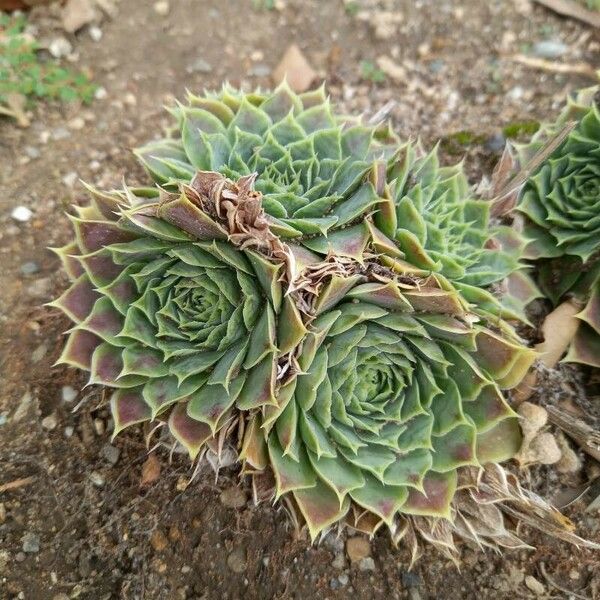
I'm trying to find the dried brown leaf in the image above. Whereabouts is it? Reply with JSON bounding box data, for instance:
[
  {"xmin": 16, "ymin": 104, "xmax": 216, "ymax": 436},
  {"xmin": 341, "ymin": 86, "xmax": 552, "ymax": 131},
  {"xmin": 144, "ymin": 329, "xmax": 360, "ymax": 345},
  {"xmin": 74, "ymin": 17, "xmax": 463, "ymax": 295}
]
[{"xmin": 272, "ymin": 44, "xmax": 316, "ymax": 93}]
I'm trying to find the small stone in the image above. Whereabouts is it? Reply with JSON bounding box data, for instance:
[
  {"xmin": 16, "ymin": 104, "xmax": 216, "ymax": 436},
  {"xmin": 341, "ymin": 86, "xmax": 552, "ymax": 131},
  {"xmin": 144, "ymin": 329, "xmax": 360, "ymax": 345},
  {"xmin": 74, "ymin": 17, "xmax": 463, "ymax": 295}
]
[
  {"xmin": 0, "ymin": 503, "xmax": 6, "ymax": 524},
  {"xmin": 181, "ymin": 565, "xmax": 191, "ymax": 574},
  {"xmin": 53, "ymin": 594, "xmax": 70, "ymax": 600},
  {"xmin": 518, "ymin": 402, "xmax": 547, "ymax": 439},
  {"xmin": 528, "ymin": 432, "xmax": 561, "ymax": 465},
  {"xmin": 24, "ymin": 146, "xmax": 40, "ymax": 159},
  {"xmin": 15, "ymin": 551, "xmax": 26, "ymax": 562},
  {"xmin": 0, "ymin": 414, "xmax": 6, "ymax": 426},
  {"xmin": 64, "ymin": 426, "xmax": 75, "ymax": 438},
  {"xmin": 89, "ymin": 25, "xmax": 103, "ymax": 42},
  {"xmin": 332, "ymin": 553, "xmax": 345, "ymax": 569},
  {"xmin": 20, "ymin": 261, "xmax": 40, "ymax": 276},
  {"xmin": 100, "ymin": 444, "xmax": 120, "ymax": 466},
  {"xmin": 62, "ymin": 386, "xmax": 77, "ymax": 403},
  {"xmin": 358, "ymin": 557, "xmax": 375, "ymax": 571},
  {"xmin": 330, "ymin": 578, "xmax": 340, "ymax": 590},
  {"xmin": 41, "ymin": 413, "xmax": 58, "ymax": 431},
  {"xmin": 62, "ymin": 172, "xmax": 79, "ymax": 188},
  {"xmin": 338, "ymin": 573, "xmax": 349, "ymax": 586},
  {"xmin": 186, "ymin": 58, "xmax": 213, "ymax": 74},
  {"xmin": 62, "ymin": 0, "xmax": 97, "ymax": 33},
  {"xmin": 249, "ymin": 64, "xmax": 271, "ymax": 77},
  {"xmin": 27, "ymin": 277, "xmax": 51, "ymax": 298},
  {"xmin": 89, "ymin": 471, "xmax": 105, "ymax": 487},
  {"xmin": 52, "ymin": 127, "xmax": 71, "ymax": 141},
  {"xmin": 154, "ymin": 1, "xmax": 170, "ymax": 16},
  {"xmin": 346, "ymin": 537, "xmax": 371, "ymax": 562},
  {"xmin": 68, "ymin": 117, "xmax": 85, "ymax": 130},
  {"xmin": 402, "ymin": 571, "xmax": 421, "ymax": 588},
  {"xmin": 150, "ymin": 530, "xmax": 169, "ymax": 552},
  {"xmin": 508, "ymin": 86, "xmax": 524, "ymax": 101},
  {"xmin": 532, "ymin": 40, "xmax": 568, "ymax": 59},
  {"xmin": 22, "ymin": 532, "xmax": 40, "ymax": 553},
  {"xmin": 556, "ymin": 432, "xmax": 582, "ymax": 473},
  {"xmin": 569, "ymin": 569, "xmax": 580, "ymax": 580},
  {"xmin": 485, "ymin": 133, "xmax": 506, "ymax": 153},
  {"xmin": 95, "ymin": 87, "xmax": 108, "ymax": 100},
  {"xmin": 0, "ymin": 550, "xmax": 8, "ymax": 573},
  {"xmin": 124, "ymin": 93, "xmax": 137, "ymax": 106},
  {"xmin": 49, "ymin": 37, "xmax": 73, "ymax": 59},
  {"xmin": 525, "ymin": 575, "xmax": 545, "ymax": 595},
  {"xmin": 262, "ymin": 557, "xmax": 269, "ymax": 567},
  {"xmin": 220, "ymin": 486, "xmax": 247, "ymax": 509},
  {"xmin": 227, "ymin": 547, "xmax": 246, "ymax": 573},
  {"xmin": 11, "ymin": 206, "xmax": 32, "ymax": 222}
]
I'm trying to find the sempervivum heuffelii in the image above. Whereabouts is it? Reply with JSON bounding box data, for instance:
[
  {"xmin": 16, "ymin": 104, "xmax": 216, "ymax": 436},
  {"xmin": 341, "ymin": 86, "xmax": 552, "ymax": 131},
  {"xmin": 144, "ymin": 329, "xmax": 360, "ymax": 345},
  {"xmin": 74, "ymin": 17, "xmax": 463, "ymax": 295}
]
[
  {"xmin": 51, "ymin": 84, "xmax": 595, "ymax": 559},
  {"xmin": 514, "ymin": 86, "xmax": 600, "ymax": 367}
]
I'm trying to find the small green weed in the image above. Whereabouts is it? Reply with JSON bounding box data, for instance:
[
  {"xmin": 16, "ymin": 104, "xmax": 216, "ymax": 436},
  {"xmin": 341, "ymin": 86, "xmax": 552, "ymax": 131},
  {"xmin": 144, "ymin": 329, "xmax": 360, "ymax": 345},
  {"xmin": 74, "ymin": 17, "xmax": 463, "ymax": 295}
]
[
  {"xmin": 360, "ymin": 60, "xmax": 386, "ymax": 84},
  {"xmin": 0, "ymin": 12, "xmax": 96, "ymax": 122}
]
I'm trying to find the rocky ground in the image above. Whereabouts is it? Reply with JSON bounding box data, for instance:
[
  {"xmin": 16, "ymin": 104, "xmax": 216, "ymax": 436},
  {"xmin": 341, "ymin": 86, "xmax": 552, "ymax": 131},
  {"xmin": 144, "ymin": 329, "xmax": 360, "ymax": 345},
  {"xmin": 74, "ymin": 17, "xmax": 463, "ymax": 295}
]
[{"xmin": 1, "ymin": 1, "xmax": 600, "ymax": 599}]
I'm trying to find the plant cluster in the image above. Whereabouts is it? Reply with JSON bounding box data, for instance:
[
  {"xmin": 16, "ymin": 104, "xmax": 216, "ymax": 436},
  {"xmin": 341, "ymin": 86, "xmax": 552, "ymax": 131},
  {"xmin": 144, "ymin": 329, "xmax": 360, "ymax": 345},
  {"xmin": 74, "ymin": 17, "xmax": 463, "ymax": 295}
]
[{"xmin": 51, "ymin": 83, "xmax": 596, "ymax": 558}]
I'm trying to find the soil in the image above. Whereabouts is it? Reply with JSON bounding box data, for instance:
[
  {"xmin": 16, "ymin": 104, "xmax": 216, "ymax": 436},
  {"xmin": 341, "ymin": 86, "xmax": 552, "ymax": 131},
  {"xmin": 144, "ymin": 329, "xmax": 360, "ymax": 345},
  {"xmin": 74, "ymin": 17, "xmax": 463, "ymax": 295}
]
[{"xmin": 1, "ymin": 1, "xmax": 600, "ymax": 599}]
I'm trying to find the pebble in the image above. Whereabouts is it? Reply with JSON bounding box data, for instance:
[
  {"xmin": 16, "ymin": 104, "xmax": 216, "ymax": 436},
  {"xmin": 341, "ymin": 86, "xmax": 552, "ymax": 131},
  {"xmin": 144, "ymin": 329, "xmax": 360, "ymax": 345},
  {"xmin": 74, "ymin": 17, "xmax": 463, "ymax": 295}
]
[
  {"xmin": 154, "ymin": 1, "xmax": 170, "ymax": 16},
  {"xmin": 249, "ymin": 64, "xmax": 271, "ymax": 77},
  {"xmin": 52, "ymin": 127, "xmax": 71, "ymax": 141},
  {"xmin": 95, "ymin": 86, "xmax": 108, "ymax": 100},
  {"xmin": 27, "ymin": 277, "xmax": 51, "ymax": 298},
  {"xmin": 63, "ymin": 172, "xmax": 79, "ymax": 188},
  {"xmin": 338, "ymin": 573, "xmax": 349, "ymax": 586},
  {"xmin": 186, "ymin": 58, "xmax": 213, "ymax": 74},
  {"xmin": 64, "ymin": 426, "xmax": 75, "ymax": 438},
  {"xmin": 0, "ymin": 503, "xmax": 6, "ymax": 524},
  {"xmin": 68, "ymin": 117, "xmax": 85, "ymax": 130},
  {"xmin": 525, "ymin": 575, "xmax": 545, "ymax": 595},
  {"xmin": 358, "ymin": 557, "xmax": 375, "ymax": 571},
  {"xmin": 48, "ymin": 37, "xmax": 73, "ymax": 58},
  {"xmin": 331, "ymin": 553, "xmax": 345, "ymax": 569},
  {"xmin": 89, "ymin": 160, "xmax": 101, "ymax": 172},
  {"xmin": 485, "ymin": 133, "xmax": 506, "ymax": 153},
  {"xmin": 0, "ymin": 414, "xmax": 6, "ymax": 426},
  {"xmin": 262, "ymin": 556, "xmax": 269, "ymax": 567},
  {"xmin": 346, "ymin": 537, "xmax": 371, "ymax": 562},
  {"xmin": 62, "ymin": 386, "xmax": 78, "ymax": 403},
  {"xmin": 24, "ymin": 146, "xmax": 41, "ymax": 159},
  {"xmin": 22, "ymin": 533, "xmax": 40, "ymax": 553},
  {"xmin": 150, "ymin": 530, "xmax": 169, "ymax": 552},
  {"xmin": 11, "ymin": 206, "xmax": 33, "ymax": 222},
  {"xmin": 124, "ymin": 93, "xmax": 137, "ymax": 106},
  {"xmin": 89, "ymin": 25, "xmax": 103, "ymax": 42},
  {"xmin": 227, "ymin": 548, "xmax": 247, "ymax": 573},
  {"xmin": 100, "ymin": 444, "xmax": 120, "ymax": 466},
  {"xmin": 15, "ymin": 551, "xmax": 26, "ymax": 562},
  {"xmin": 89, "ymin": 471, "xmax": 105, "ymax": 487},
  {"xmin": 32, "ymin": 344, "xmax": 48, "ymax": 363},
  {"xmin": 532, "ymin": 40, "xmax": 568, "ymax": 59},
  {"xmin": 41, "ymin": 413, "xmax": 58, "ymax": 431},
  {"xmin": 181, "ymin": 565, "xmax": 191, "ymax": 574},
  {"xmin": 219, "ymin": 486, "xmax": 247, "ymax": 509},
  {"xmin": 20, "ymin": 261, "xmax": 40, "ymax": 276}
]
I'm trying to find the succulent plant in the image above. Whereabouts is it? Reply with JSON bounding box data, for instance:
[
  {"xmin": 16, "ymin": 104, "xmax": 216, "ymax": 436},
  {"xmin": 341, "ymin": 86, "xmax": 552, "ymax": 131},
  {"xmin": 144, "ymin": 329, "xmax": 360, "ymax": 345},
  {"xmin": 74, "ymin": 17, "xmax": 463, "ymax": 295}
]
[
  {"xmin": 52, "ymin": 85, "xmax": 594, "ymax": 557},
  {"xmin": 136, "ymin": 83, "xmax": 532, "ymax": 321},
  {"xmin": 515, "ymin": 86, "xmax": 600, "ymax": 367}
]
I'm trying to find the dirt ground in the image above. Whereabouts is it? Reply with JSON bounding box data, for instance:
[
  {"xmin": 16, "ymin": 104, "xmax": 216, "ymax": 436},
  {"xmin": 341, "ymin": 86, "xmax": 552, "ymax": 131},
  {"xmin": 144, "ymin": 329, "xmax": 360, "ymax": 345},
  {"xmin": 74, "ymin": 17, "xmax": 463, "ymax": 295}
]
[{"xmin": 1, "ymin": 1, "xmax": 600, "ymax": 599}]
